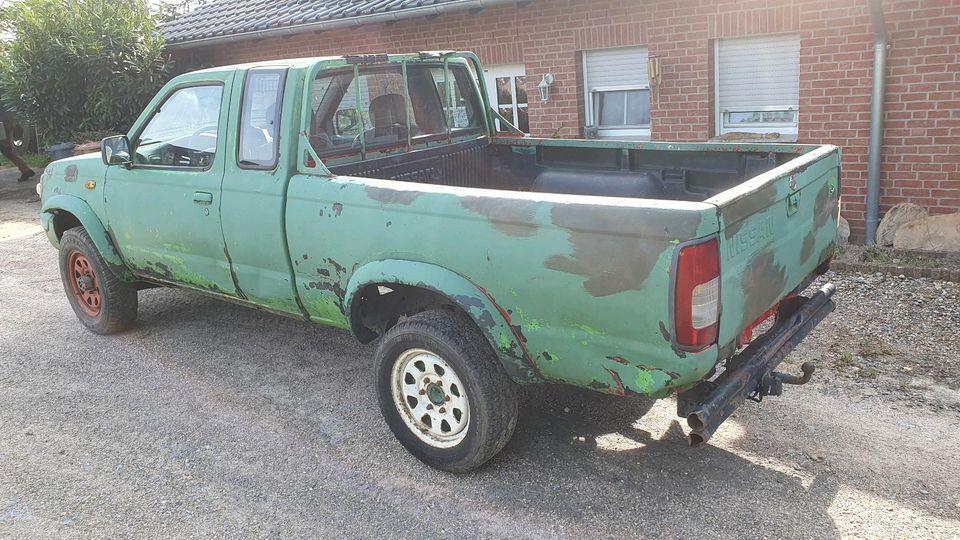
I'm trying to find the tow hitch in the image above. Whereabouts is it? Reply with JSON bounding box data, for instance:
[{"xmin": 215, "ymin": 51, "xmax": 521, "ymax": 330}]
[{"xmin": 677, "ymin": 283, "xmax": 836, "ymax": 446}]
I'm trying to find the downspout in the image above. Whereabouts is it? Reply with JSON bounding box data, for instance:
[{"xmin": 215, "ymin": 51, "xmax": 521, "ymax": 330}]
[{"xmin": 865, "ymin": 0, "xmax": 890, "ymax": 244}]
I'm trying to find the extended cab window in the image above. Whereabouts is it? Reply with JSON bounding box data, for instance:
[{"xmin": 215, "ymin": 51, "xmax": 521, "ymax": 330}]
[
  {"xmin": 309, "ymin": 63, "xmax": 482, "ymax": 158},
  {"xmin": 239, "ymin": 69, "xmax": 286, "ymax": 168},
  {"xmin": 134, "ymin": 85, "xmax": 223, "ymax": 168}
]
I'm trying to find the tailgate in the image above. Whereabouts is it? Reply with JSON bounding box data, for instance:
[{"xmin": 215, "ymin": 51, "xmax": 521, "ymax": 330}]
[{"xmin": 707, "ymin": 145, "xmax": 841, "ymax": 350}]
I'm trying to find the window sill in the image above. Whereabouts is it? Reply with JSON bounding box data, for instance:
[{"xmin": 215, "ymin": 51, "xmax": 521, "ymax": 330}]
[{"xmin": 711, "ymin": 132, "xmax": 798, "ymax": 144}]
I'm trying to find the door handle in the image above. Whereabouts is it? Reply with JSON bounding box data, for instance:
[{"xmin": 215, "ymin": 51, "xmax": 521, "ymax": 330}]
[{"xmin": 193, "ymin": 191, "xmax": 213, "ymax": 205}]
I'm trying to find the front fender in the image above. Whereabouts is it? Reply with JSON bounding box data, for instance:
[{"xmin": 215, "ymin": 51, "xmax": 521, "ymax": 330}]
[
  {"xmin": 41, "ymin": 194, "xmax": 133, "ymax": 280},
  {"xmin": 345, "ymin": 259, "xmax": 541, "ymax": 383}
]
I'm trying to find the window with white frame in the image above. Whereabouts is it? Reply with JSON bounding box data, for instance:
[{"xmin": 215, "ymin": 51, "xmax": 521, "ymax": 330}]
[
  {"xmin": 716, "ymin": 33, "xmax": 800, "ymax": 137},
  {"xmin": 583, "ymin": 46, "xmax": 650, "ymax": 140},
  {"xmin": 483, "ymin": 64, "xmax": 529, "ymax": 133}
]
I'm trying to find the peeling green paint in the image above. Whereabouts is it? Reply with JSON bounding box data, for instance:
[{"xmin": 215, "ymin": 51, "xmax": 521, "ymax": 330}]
[
  {"xmin": 575, "ymin": 324, "xmax": 604, "ymax": 336},
  {"xmin": 634, "ymin": 370, "xmax": 655, "ymax": 394}
]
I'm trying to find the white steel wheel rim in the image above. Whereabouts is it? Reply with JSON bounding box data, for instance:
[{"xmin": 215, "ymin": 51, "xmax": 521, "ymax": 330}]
[{"xmin": 390, "ymin": 348, "xmax": 470, "ymax": 448}]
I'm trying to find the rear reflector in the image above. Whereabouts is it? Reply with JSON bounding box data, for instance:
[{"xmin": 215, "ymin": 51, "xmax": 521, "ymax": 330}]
[{"xmin": 674, "ymin": 238, "xmax": 720, "ymax": 350}]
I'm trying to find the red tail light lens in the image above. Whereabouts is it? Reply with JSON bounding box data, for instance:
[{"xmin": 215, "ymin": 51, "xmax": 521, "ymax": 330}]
[{"xmin": 674, "ymin": 238, "xmax": 720, "ymax": 350}]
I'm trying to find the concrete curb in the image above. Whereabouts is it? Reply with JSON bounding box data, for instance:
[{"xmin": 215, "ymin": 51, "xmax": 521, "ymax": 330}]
[{"xmin": 832, "ymin": 260, "xmax": 960, "ymax": 282}]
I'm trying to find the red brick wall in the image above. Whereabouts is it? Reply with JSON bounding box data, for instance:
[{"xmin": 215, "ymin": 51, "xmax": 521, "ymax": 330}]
[{"xmin": 176, "ymin": 0, "xmax": 960, "ymax": 241}]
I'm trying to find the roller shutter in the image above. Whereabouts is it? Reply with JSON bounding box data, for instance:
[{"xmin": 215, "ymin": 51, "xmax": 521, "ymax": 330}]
[{"xmin": 717, "ymin": 33, "xmax": 799, "ymax": 110}]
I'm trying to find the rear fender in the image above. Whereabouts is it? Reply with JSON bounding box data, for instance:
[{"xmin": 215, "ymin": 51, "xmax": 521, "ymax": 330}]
[
  {"xmin": 41, "ymin": 194, "xmax": 133, "ymax": 280},
  {"xmin": 345, "ymin": 259, "xmax": 540, "ymax": 383}
]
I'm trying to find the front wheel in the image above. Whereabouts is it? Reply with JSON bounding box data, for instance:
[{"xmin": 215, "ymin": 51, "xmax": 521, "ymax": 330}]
[
  {"xmin": 58, "ymin": 227, "xmax": 138, "ymax": 334},
  {"xmin": 375, "ymin": 310, "xmax": 518, "ymax": 472}
]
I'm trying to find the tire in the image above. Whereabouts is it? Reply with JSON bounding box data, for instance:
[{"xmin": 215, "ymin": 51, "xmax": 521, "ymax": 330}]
[
  {"xmin": 58, "ymin": 227, "xmax": 138, "ymax": 334},
  {"xmin": 375, "ymin": 309, "xmax": 519, "ymax": 472}
]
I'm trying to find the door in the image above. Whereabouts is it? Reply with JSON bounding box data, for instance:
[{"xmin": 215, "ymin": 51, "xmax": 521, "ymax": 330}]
[
  {"xmin": 219, "ymin": 67, "xmax": 304, "ymax": 315},
  {"xmin": 104, "ymin": 73, "xmax": 238, "ymax": 295},
  {"xmin": 483, "ymin": 64, "xmax": 529, "ymax": 133}
]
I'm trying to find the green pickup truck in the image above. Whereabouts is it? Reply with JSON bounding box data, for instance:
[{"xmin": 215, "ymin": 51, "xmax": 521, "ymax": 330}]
[{"xmin": 38, "ymin": 52, "xmax": 839, "ymax": 472}]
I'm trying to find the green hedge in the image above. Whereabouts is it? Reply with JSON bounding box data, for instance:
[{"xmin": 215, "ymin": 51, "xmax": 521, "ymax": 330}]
[{"xmin": 0, "ymin": 0, "xmax": 171, "ymax": 144}]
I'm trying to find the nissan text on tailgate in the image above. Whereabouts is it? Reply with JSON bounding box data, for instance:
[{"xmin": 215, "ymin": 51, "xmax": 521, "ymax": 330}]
[{"xmin": 38, "ymin": 52, "xmax": 840, "ymax": 471}]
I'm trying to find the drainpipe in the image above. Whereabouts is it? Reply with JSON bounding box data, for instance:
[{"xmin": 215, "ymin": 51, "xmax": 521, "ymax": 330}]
[{"xmin": 865, "ymin": 0, "xmax": 889, "ymax": 245}]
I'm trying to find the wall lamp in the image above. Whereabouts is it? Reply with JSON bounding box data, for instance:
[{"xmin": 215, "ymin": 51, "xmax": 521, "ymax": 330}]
[{"xmin": 538, "ymin": 73, "xmax": 555, "ymax": 102}]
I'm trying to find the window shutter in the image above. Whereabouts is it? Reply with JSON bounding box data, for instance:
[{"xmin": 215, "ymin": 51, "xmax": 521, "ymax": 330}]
[
  {"xmin": 585, "ymin": 47, "xmax": 649, "ymax": 89},
  {"xmin": 717, "ymin": 34, "xmax": 800, "ymax": 111}
]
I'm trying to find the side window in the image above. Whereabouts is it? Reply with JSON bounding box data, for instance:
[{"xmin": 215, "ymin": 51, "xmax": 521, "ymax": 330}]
[
  {"xmin": 134, "ymin": 85, "xmax": 223, "ymax": 168},
  {"xmin": 239, "ymin": 69, "xmax": 286, "ymax": 169},
  {"xmin": 428, "ymin": 66, "xmax": 482, "ymax": 131}
]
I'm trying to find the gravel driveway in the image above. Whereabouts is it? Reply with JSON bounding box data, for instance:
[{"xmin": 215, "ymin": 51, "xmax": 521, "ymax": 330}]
[{"xmin": 2, "ymin": 171, "xmax": 959, "ymax": 539}]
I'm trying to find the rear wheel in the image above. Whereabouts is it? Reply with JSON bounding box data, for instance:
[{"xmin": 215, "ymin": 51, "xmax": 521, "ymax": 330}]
[
  {"xmin": 375, "ymin": 309, "xmax": 518, "ymax": 472},
  {"xmin": 58, "ymin": 227, "xmax": 137, "ymax": 334}
]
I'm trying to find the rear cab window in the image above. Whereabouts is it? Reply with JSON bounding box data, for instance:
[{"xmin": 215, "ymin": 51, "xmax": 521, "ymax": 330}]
[
  {"xmin": 238, "ymin": 68, "xmax": 287, "ymax": 169},
  {"xmin": 308, "ymin": 61, "xmax": 483, "ymax": 161}
]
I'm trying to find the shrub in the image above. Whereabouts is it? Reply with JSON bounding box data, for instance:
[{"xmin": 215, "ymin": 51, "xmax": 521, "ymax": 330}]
[{"xmin": 0, "ymin": 0, "xmax": 171, "ymax": 144}]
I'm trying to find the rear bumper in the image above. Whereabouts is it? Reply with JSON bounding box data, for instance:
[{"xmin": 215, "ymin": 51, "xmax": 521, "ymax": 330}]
[{"xmin": 677, "ymin": 283, "xmax": 837, "ymax": 445}]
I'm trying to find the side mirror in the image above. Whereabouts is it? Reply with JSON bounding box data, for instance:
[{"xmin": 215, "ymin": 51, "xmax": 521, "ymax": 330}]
[
  {"xmin": 101, "ymin": 135, "xmax": 131, "ymax": 166},
  {"xmin": 335, "ymin": 108, "xmax": 360, "ymax": 134}
]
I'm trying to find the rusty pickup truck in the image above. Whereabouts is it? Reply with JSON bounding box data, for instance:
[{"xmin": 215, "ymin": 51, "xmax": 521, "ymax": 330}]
[{"xmin": 38, "ymin": 52, "xmax": 839, "ymax": 472}]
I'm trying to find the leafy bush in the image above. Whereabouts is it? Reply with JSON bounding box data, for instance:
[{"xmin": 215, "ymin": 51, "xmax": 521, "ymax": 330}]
[{"xmin": 0, "ymin": 0, "xmax": 171, "ymax": 144}]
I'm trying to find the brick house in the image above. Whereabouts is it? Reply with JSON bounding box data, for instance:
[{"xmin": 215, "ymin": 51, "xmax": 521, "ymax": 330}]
[{"xmin": 165, "ymin": 0, "xmax": 960, "ymax": 241}]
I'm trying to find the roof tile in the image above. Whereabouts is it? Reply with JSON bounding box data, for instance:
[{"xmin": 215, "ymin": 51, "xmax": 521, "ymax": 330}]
[{"xmin": 163, "ymin": 0, "xmax": 475, "ymax": 44}]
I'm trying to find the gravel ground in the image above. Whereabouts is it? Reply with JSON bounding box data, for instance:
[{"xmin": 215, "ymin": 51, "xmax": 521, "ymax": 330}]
[{"xmin": 2, "ymin": 170, "xmax": 959, "ymax": 539}]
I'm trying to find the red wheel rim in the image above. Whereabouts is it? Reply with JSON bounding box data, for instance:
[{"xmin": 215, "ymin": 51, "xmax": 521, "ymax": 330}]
[{"xmin": 67, "ymin": 251, "xmax": 102, "ymax": 317}]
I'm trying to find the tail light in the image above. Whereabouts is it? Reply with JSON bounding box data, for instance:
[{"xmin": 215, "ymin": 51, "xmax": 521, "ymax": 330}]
[{"xmin": 674, "ymin": 238, "xmax": 720, "ymax": 350}]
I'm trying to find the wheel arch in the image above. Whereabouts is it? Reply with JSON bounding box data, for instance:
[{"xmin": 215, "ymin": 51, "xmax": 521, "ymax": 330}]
[
  {"xmin": 345, "ymin": 259, "xmax": 541, "ymax": 383},
  {"xmin": 41, "ymin": 194, "xmax": 133, "ymax": 280}
]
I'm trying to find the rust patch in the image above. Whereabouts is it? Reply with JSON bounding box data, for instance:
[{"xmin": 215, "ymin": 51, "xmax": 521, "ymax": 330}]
[
  {"xmin": 223, "ymin": 246, "xmax": 246, "ymax": 300},
  {"xmin": 800, "ymin": 230, "xmax": 816, "ymax": 264},
  {"xmin": 332, "ymin": 202, "xmax": 343, "ymax": 217},
  {"xmin": 658, "ymin": 321, "xmax": 672, "ymax": 342},
  {"xmin": 604, "ymin": 368, "xmax": 626, "ymax": 396},
  {"xmin": 545, "ymin": 205, "xmax": 693, "ymax": 297},
  {"xmin": 64, "ymin": 165, "xmax": 78, "ymax": 183},
  {"xmin": 364, "ymin": 185, "xmax": 421, "ymax": 206},
  {"xmin": 608, "ymin": 355, "xmax": 630, "ymax": 366},
  {"xmin": 738, "ymin": 251, "xmax": 789, "ymax": 332},
  {"xmin": 813, "ymin": 180, "xmax": 838, "ymax": 229},
  {"xmin": 473, "ymin": 284, "xmax": 543, "ymax": 380},
  {"xmin": 722, "ymin": 183, "xmax": 779, "ymax": 240},
  {"xmin": 460, "ymin": 196, "xmax": 539, "ymax": 237}
]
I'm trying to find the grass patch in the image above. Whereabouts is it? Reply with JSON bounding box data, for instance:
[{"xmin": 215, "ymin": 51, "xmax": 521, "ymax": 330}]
[
  {"xmin": 860, "ymin": 246, "xmax": 942, "ymax": 268},
  {"xmin": 833, "ymin": 351, "xmax": 855, "ymax": 371},
  {"xmin": 0, "ymin": 153, "xmax": 51, "ymax": 170},
  {"xmin": 858, "ymin": 340, "xmax": 895, "ymax": 359}
]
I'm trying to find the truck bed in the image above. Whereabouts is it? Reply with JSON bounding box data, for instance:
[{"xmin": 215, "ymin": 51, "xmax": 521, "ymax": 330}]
[
  {"xmin": 327, "ymin": 136, "xmax": 805, "ymax": 203},
  {"xmin": 291, "ymin": 135, "xmax": 840, "ymax": 395}
]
